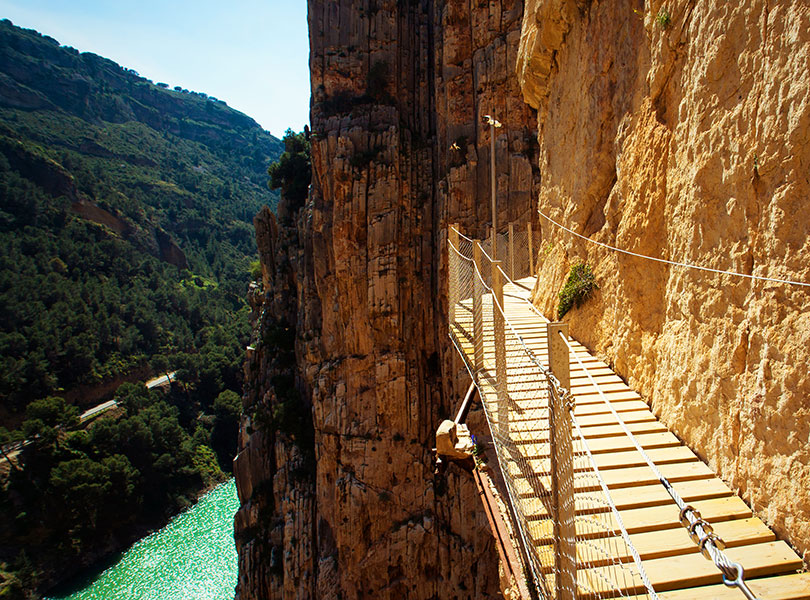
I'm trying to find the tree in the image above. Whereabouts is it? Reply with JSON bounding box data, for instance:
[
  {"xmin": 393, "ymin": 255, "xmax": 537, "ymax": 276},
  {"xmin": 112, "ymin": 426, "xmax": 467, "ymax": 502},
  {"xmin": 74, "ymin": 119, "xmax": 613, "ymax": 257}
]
[
  {"xmin": 24, "ymin": 396, "xmax": 79, "ymax": 429},
  {"xmin": 211, "ymin": 389, "xmax": 241, "ymax": 469},
  {"xmin": 267, "ymin": 129, "xmax": 311, "ymax": 208},
  {"xmin": 151, "ymin": 354, "xmax": 173, "ymax": 382},
  {"xmin": 0, "ymin": 426, "xmax": 23, "ymax": 472},
  {"xmin": 49, "ymin": 457, "xmax": 109, "ymax": 529}
]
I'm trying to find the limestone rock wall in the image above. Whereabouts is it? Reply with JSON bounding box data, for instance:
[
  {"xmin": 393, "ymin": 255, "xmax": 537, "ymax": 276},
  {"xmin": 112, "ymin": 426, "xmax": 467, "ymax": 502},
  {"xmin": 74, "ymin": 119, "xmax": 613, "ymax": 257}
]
[
  {"xmin": 234, "ymin": 1, "xmax": 542, "ymax": 598},
  {"xmin": 234, "ymin": 203, "xmax": 316, "ymax": 600},
  {"xmin": 518, "ymin": 0, "xmax": 810, "ymax": 563}
]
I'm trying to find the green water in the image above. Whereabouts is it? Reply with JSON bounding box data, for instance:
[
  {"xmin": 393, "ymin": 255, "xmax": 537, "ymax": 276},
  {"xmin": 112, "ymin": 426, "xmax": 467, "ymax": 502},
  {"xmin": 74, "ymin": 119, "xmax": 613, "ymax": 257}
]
[{"xmin": 47, "ymin": 479, "xmax": 239, "ymax": 600}]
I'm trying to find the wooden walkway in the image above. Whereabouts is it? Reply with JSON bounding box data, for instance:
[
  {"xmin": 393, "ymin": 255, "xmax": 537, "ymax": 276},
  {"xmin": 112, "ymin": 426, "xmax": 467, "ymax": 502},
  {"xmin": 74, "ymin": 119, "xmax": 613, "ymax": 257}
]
[{"xmin": 457, "ymin": 276, "xmax": 810, "ymax": 599}]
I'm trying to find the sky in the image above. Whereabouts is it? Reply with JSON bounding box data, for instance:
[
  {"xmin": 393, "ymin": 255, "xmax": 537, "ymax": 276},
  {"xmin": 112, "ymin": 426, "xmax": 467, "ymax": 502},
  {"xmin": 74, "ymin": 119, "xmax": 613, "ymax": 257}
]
[{"xmin": 0, "ymin": 0, "xmax": 310, "ymax": 138}]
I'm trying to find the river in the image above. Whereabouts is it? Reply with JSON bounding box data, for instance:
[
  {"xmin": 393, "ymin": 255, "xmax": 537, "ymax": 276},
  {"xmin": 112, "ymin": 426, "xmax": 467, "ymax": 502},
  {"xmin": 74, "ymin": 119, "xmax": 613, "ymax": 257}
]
[{"xmin": 46, "ymin": 479, "xmax": 239, "ymax": 600}]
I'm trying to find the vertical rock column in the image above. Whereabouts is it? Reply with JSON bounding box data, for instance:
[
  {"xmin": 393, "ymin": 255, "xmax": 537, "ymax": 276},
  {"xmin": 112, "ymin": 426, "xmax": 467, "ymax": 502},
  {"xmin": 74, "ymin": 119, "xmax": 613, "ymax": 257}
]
[
  {"xmin": 234, "ymin": 1, "xmax": 544, "ymax": 598},
  {"xmin": 305, "ymin": 1, "xmax": 499, "ymax": 596}
]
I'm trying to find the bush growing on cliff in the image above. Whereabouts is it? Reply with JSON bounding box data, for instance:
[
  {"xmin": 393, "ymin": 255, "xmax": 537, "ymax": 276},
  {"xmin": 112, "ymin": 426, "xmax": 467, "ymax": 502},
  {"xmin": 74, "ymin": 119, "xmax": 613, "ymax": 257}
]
[
  {"xmin": 656, "ymin": 8, "xmax": 671, "ymax": 29},
  {"xmin": 557, "ymin": 263, "xmax": 598, "ymax": 319},
  {"xmin": 267, "ymin": 129, "xmax": 311, "ymax": 209}
]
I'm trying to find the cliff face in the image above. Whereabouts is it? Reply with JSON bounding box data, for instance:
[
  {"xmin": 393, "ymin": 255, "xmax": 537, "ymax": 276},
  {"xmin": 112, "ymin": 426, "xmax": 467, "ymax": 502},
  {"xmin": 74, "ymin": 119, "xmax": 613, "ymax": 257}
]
[
  {"xmin": 234, "ymin": 1, "xmax": 540, "ymax": 598},
  {"xmin": 518, "ymin": 0, "xmax": 810, "ymax": 564}
]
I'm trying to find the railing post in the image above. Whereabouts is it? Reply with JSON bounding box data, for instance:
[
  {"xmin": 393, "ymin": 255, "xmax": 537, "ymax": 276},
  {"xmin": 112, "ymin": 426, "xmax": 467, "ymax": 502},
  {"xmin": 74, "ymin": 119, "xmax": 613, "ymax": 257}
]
[
  {"xmin": 527, "ymin": 222, "xmax": 534, "ymax": 275},
  {"xmin": 448, "ymin": 223, "xmax": 459, "ymax": 324},
  {"xmin": 508, "ymin": 222, "xmax": 515, "ymax": 280},
  {"xmin": 547, "ymin": 322, "xmax": 576, "ymax": 600},
  {"xmin": 472, "ymin": 243, "xmax": 485, "ymax": 372},
  {"xmin": 492, "ymin": 260, "xmax": 508, "ymax": 437},
  {"xmin": 491, "ymin": 226, "xmax": 498, "ymax": 267}
]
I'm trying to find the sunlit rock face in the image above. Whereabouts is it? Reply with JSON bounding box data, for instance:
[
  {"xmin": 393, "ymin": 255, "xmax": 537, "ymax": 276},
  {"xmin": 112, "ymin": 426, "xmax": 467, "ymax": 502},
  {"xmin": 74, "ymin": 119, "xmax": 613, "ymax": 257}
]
[
  {"xmin": 518, "ymin": 0, "xmax": 810, "ymax": 565},
  {"xmin": 234, "ymin": 1, "xmax": 541, "ymax": 598}
]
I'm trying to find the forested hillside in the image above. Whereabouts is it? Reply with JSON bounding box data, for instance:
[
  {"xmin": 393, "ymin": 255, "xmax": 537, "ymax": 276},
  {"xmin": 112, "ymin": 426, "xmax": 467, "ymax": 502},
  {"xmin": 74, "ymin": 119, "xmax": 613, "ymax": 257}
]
[
  {"xmin": 0, "ymin": 19, "xmax": 282, "ymax": 597},
  {"xmin": 0, "ymin": 18, "xmax": 281, "ymax": 418}
]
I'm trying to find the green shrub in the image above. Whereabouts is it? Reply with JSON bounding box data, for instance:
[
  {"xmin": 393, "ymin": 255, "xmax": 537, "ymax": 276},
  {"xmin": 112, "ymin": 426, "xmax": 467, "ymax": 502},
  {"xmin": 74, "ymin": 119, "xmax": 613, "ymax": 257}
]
[
  {"xmin": 557, "ymin": 263, "xmax": 598, "ymax": 319},
  {"xmin": 249, "ymin": 260, "xmax": 262, "ymax": 281},
  {"xmin": 656, "ymin": 8, "xmax": 671, "ymax": 29}
]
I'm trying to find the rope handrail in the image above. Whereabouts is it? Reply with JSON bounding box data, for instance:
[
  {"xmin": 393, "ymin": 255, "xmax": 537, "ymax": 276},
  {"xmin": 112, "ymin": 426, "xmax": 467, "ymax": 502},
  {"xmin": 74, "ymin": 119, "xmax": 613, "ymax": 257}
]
[
  {"xmin": 447, "ymin": 220, "xmax": 767, "ymax": 600},
  {"xmin": 450, "ymin": 225, "xmax": 477, "ymax": 244},
  {"xmin": 571, "ymin": 416, "xmax": 659, "ymax": 598},
  {"xmin": 447, "ymin": 227, "xmax": 657, "ymax": 600},
  {"xmin": 558, "ymin": 331, "xmax": 760, "ymax": 600},
  {"xmin": 539, "ymin": 210, "xmax": 810, "ymax": 288}
]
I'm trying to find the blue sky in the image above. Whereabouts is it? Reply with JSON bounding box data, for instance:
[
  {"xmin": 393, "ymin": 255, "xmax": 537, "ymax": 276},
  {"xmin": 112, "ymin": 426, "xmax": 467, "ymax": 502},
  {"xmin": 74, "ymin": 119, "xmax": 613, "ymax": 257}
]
[{"xmin": 0, "ymin": 0, "xmax": 310, "ymax": 138}]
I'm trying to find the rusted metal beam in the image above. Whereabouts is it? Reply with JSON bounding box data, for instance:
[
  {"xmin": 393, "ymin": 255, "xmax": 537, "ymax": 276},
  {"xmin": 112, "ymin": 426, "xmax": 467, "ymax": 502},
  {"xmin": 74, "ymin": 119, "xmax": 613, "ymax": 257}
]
[
  {"xmin": 473, "ymin": 466, "xmax": 533, "ymax": 600},
  {"xmin": 454, "ymin": 381, "xmax": 478, "ymax": 425}
]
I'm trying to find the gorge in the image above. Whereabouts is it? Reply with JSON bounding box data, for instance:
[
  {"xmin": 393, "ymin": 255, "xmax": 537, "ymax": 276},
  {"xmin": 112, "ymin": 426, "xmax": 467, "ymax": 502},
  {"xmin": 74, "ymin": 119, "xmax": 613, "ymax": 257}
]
[{"xmin": 234, "ymin": 0, "xmax": 810, "ymax": 599}]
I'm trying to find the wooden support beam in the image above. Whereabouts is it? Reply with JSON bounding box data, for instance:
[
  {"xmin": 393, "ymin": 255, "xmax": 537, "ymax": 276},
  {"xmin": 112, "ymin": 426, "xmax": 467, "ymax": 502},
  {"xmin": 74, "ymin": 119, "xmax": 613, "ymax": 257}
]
[
  {"xmin": 527, "ymin": 222, "xmax": 534, "ymax": 275},
  {"xmin": 492, "ymin": 260, "xmax": 507, "ymax": 438},
  {"xmin": 473, "ymin": 467, "xmax": 533, "ymax": 600},
  {"xmin": 548, "ymin": 322, "xmax": 576, "ymax": 600},
  {"xmin": 448, "ymin": 223, "xmax": 459, "ymax": 323},
  {"xmin": 472, "ymin": 243, "xmax": 485, "ymax": 371},
  {"xmin": 509, "ymin": 222, "xmax": 516, "ymax": 280},
  {"xmin": 454, "ymin": 382, "xmax": 478, "ymax": 424}
]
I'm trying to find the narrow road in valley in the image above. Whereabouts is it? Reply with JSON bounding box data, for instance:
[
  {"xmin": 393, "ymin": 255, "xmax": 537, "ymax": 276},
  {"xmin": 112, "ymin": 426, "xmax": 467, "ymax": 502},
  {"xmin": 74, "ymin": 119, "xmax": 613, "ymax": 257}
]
[
  {"xmin": 146, "ymin": 372, "xmax": 176, "ymax": 389},
  {"xmin": 79, "ymin": 371, "xmax": 175, "ymax": 422},
  {"xmin": 80, "ymin": 399, "xmax": 118, "ymax": 422},
  {"xmin": 2, "ymin": 371, "xmax": 177, "ymax": 466}
]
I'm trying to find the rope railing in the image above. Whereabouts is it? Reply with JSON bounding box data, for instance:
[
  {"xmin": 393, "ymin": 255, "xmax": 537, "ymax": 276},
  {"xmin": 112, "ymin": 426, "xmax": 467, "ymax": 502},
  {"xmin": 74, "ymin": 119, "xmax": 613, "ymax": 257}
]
[
  {"xmin": 447, "ymin": 223, "xmax": 656, "ymax": 600},
  {"xmin": 558, "ymin": 332, "xmax": 761, "ymax": 600}
]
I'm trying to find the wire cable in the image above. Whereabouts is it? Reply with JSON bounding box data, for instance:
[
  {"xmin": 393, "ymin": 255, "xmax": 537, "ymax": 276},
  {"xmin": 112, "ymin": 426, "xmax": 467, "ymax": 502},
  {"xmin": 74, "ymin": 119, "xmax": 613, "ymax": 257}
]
[
  {"xmin": 539, "ymin": 210, "xmax": 810, "ymax": 288},
  {"xmin": 559, "ymin": 331, "xmax": 760, "ymax": 600}
]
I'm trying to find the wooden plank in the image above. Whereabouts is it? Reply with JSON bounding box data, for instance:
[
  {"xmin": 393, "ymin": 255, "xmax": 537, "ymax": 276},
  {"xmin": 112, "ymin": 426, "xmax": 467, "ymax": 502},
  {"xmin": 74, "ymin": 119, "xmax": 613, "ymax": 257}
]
[
  {"xmin": 576, "ymin": 431, "xmax": 682, "ymax": 454},
  {"xmin": 513, "ymin": 420, "xmax": 669, "ymax": 443},
  {"xmin": 573, "ymin": 389, "xmax": 643, "ymax": 405},
  {"xmin": 573, "ymin": 399, "xmax": 651, "ymax": 416},
  {"xmin": 507, "ymin": 396, "xmax": 646, "ymax": 417},
  {"xmin": 536, "ymin": 517, "xmax": 775, "ymax": 572},
  {"xmin": 593, "ymin": 478, "xmax": 732, "ymax": 512},
  {"xmin": 527, "ymin": 496, "xmax": 753, "ymax": 541},
  {"xmin": 628, "ymin": 572, "xmax": 810, "ymax": 600},
  {"xmin": 609, "ymin": 517, "xmax": 773, "ymax": 563},
  {"xmin": 593, "ymin": 460, "xmax": 716, "ymax": 490},
  {"xmin": 513, "ymin": 431, "xmax": 682, "ymax": 462},
  {"xmin": 513, "ymin": 446, "xmax": 698, "ymax": 476},
  {"xmin": 514, "ymin": 460, "xmax": 716, "ymax": 497},
  {"xmin": 579, "ymin": 541, "xmax": 804, "ymax": 598},
  {"xmin": 570, "ymin": 409, "xmax": 657, "ymax": 428}
]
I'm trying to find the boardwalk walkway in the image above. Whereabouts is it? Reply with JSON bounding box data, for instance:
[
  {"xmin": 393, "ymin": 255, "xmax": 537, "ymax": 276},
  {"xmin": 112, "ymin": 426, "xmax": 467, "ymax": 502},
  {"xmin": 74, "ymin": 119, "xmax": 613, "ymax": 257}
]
[{"xmin": 447, "ymin": 225, "xmax": 810, "ymax": 600}]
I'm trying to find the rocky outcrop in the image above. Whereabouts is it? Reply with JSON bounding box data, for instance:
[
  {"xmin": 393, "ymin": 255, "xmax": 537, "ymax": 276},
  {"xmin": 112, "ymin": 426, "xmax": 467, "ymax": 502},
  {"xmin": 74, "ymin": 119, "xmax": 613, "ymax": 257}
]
[
  {"xmin": 155, "ymin": 228, "xmax": 188, "ymax": 269},
  {"xmin": 234, "ymin": 1, "xmax": 541, "ymax": 598},
  {"xmin": 518, "ymin": 0, "xmax": 810, "ymax": 565}
]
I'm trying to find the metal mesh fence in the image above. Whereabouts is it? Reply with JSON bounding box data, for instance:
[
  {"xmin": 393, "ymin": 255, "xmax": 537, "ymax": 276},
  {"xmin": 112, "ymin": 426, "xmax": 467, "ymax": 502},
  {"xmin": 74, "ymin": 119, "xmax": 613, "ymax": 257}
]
[
  {"xmin": 448, "ymin": 225, "xmax": 656, "ymax": 600},
  {"xmin": 478, "ymin": 227, "xmax": 540, "ymax": 286}
]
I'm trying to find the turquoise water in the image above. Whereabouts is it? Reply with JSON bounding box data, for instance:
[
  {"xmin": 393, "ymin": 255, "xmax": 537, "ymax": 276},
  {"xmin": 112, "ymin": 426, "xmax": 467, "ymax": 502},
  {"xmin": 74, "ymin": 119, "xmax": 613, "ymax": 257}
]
[{"xmin": 47, "ymin": 479, "xmax": 239, "ymax": 600}]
